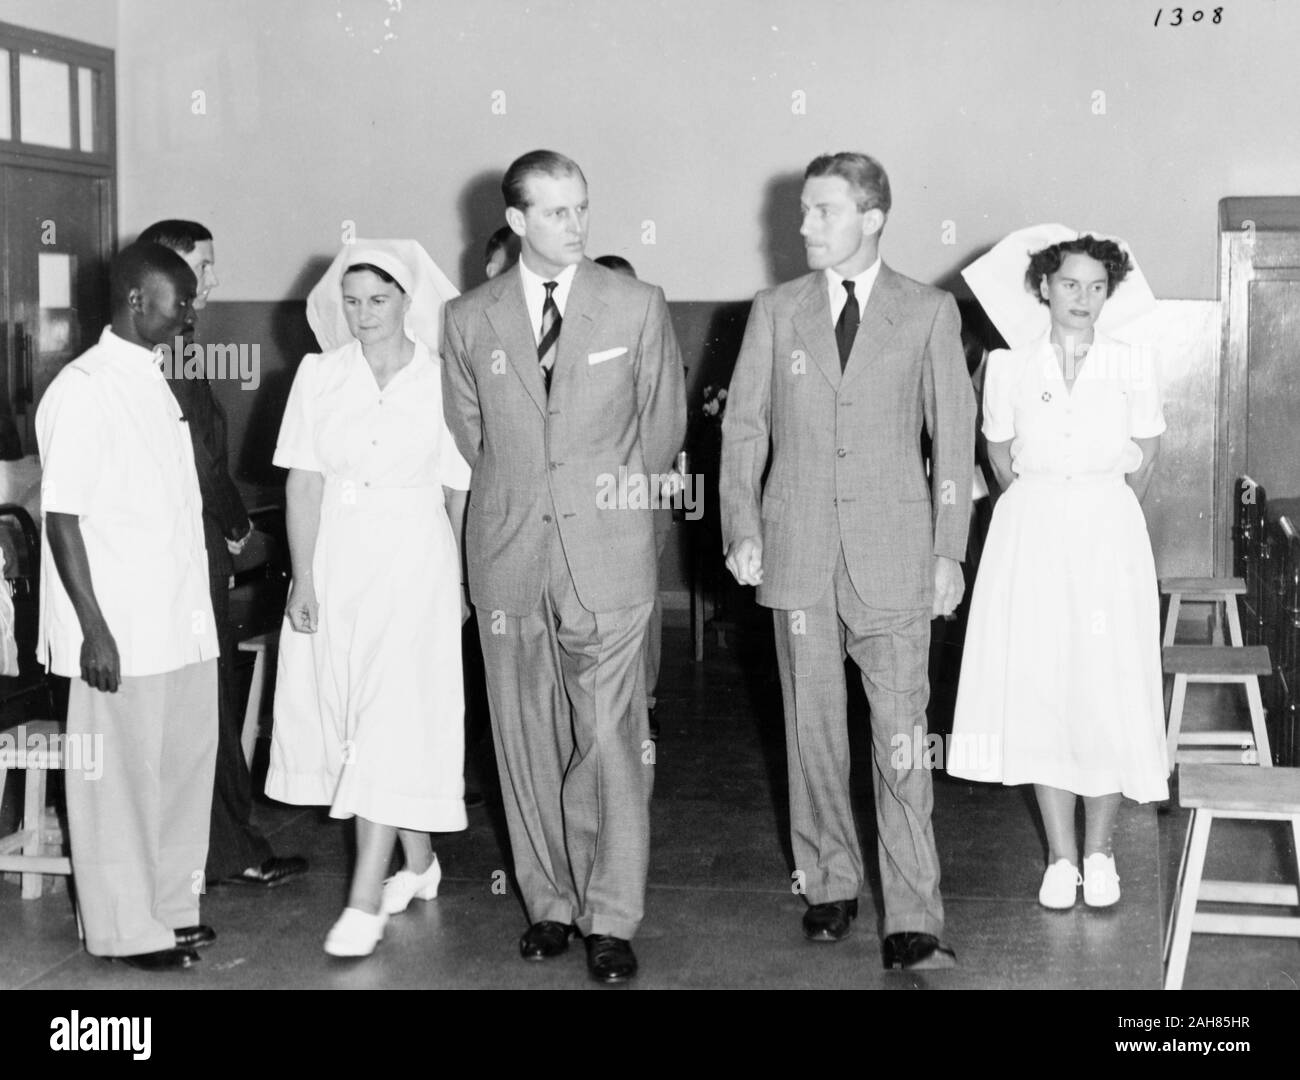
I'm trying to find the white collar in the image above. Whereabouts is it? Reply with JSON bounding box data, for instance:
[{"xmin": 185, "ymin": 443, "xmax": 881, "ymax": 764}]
[
  {"xmin": 825, "ymin": 256, "xmax": 882, "ymax": 298},
  {"xmin": 100, "ymin": 326, "xmax": 170, "ymax": 376},
  {"xmin": 518, "ymin": 258, "xmax": 578, "ymax": 293}
]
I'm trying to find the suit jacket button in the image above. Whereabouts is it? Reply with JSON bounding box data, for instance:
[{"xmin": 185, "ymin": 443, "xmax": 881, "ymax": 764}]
[
  {"xmin": 837, "ymin": 448, "xmax": 847, "ymax": 458},
  {"xmin": 542, "ymin": 514, "xmax": 552, "ymax": 523}
]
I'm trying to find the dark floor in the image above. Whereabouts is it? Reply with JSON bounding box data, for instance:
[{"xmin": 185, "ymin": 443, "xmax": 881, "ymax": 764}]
[{"xmin": 2, "ymin": 603, "xmax": 1297, "ymax": 991}]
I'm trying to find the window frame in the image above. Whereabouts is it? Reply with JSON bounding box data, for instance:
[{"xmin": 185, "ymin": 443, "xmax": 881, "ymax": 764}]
[{"xmin": 0, "ymin": 20, "xmax": 115, "ymax": 170}]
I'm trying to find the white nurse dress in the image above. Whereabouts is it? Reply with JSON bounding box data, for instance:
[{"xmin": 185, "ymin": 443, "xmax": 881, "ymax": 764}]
[
  {"xmin": 265, "ymin": 338, "xmax": 471, "ymax": 831},
  {"xmin": 949, "ymin": 331, "xmax": 1169, "ymax": 803}
]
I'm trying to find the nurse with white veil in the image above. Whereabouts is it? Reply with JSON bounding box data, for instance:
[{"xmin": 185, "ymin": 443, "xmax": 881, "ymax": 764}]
[
  {"xmin": 951, "ymin": 225, "xmax": 1167, "ymax": 913},
  {"xmin": 266, "ymin": 240, "xmax": 470, "ymax": 956}
]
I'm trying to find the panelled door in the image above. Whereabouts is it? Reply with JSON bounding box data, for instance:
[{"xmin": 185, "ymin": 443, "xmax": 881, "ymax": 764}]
[{"xmin": 0, "ymin": 20, "xmax": 115, "ymax": 456}]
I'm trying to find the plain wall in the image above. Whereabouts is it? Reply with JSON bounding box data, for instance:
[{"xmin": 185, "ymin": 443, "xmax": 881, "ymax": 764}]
[{"xmin": 106, "ymin": 0, "xmax": 1300, "ymax": 302}]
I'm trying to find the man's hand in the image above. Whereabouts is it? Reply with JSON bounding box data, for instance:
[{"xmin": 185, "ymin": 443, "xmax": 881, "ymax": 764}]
[
  {"xmin": 286, "ymin": 580, "xmax": 319, "ymax": 634},
  {"xmin": 932, "ymin": 556, "xmax": 965, "ymax": 619},
  {"xmin": 80, "ymin": 620, "xmax": 120, "ymax": 693},
  {"xmin": 725, "ymin": 537, "xmax": 764, "ymax": 587},
  {"xmin": 226, "ymin": 520, "xmax": 255, "ymax": 556},
  {"xmin": 659, "ymin": 470, "xmax": 684, "ymax": 499}
]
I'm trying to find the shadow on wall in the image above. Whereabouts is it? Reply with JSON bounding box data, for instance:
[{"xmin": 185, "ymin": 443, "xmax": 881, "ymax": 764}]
[
  {"xmin": 235, "ymin": 256, "xmax": 333, "ymax": 487},
  {"xmin": 761, "ymin": 171, "xmax": 806, "ymax": 288},
  {"xmin": 456, "ymin": 170, "xmax": 507, "ymax": 292}
]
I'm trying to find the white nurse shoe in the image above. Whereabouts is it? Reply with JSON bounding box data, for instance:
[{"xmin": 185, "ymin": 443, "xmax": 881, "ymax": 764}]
[
  {"xmin": 1037, "ymin": 859, "xmax": 1082, "ymax": 909},
  {"xmin": 1082, "ymin": 853, "xmax": 1121, "ymax": 907},
  {"xmin": 381, "ymin": 854, "xmax": 442, "ymax": 915},
  {"xmin": 324, "ymin": 907, "xmax": 388, "ymax": 957}
]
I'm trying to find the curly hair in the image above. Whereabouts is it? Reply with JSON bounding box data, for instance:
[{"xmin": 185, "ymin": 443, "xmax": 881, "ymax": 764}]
[{"xmin": 1025, "ymin": 235, "xmax": 1132, "ymax": 304}]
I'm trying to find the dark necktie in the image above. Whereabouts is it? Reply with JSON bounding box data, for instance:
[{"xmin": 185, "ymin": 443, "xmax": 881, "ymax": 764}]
[
  {"xmin": 538, "ymin": 281, "xmax": 561, "ymax": 392},
  {"xmin": 836, "ymin": 279, "xmax": 859, "ymax": 372}
]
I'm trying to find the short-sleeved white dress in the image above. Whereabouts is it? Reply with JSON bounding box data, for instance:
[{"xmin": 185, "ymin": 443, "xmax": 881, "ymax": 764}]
[
  {"xmin": 265, "ymin": 339, "xmax": 472, "ymax": 832},
  {"xmin": 949, "ymin": 331, "xmax": 1169, "ymax": 803}
]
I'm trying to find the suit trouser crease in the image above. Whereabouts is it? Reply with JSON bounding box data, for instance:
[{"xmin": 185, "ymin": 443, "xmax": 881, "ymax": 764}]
[
  {"xmin": 66, "ymin": 660, "xmax": 219, "ymax": 956},
  {"xmin": 644, "ymin": 511, "xmax": 671, "ymax": 709},
  {"xmin": 205, "ymin": 574, "xmax": 273, "ymax": 879},
  {"xmin": 479, "ymin": 528, "xmax": 653, "ymax": 940},
  {"xmin": 772, "ymin": 550, "xmax": 944, "ymax": 937}
]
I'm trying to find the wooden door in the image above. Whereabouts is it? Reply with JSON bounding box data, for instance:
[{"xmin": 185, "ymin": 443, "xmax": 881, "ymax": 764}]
[
  {"xmin": 1217, "ymin": 199, "xmax": 1300, "ymax": 574},
  {"xmin": 1, "ymin": 164, "xmax": 111, "ymax": 452}
]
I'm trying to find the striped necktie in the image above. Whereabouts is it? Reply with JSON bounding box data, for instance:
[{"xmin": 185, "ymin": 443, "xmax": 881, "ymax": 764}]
[{"xmin": 538, "ymin": 280, "xmax": 561, "ymax": 392}]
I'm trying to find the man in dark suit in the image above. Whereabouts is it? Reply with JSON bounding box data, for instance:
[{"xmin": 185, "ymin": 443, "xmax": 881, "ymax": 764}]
[
  {"xmin": 138, "ymin": 220, "xmax": 307, "ymax": 893},
  {"xmin": 720, "ymin": 153, "xmax": 975, "ymax": 970},
  {"xmin": 442, "ymin": 150, "xmax": 685, "ymax": 983}
]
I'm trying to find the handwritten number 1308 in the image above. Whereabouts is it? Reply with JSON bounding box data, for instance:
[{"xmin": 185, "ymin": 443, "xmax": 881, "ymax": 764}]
[{"xmin": 1155, "ymin": 7, "xmax": 1224, "ymax": 24}]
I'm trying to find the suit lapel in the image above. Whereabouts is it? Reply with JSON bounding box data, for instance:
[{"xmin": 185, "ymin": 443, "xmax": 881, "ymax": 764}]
[
  {"xmin": 840, "ymin": 263, "xmax": 902, "ymax": 389},
  {"xmin": 485, "ymin": 268, "xmax": 548, "ymax": 416},
  {"xmin": 791, "ymin": 273, "xmax": 841, "ymax": 390},
  {"xmin": 552, "ymin": 259, "xmax": 604, "ymax": 394}
]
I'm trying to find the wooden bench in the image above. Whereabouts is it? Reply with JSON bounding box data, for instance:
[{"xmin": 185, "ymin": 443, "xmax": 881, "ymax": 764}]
[
  {"xmin": 1164, "ymin": 764, "xmax": 1300, "ymax": 990},
  {"xmin": 1160, "ymin": 577, "xmax": 1245, "ymax": 647},
  {"xmin": 1164, "ymin": 646, "xmax": 1273, "ymax": 767},
  {"xmin": 0, "ymin": 720, "xmax": 72, "ymax": 898}
]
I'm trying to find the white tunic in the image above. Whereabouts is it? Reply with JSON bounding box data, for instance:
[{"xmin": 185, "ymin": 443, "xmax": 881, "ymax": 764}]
[
  {"xmin": 37, "ymin": 328, "xmax": 216, "ymax": 677},
  {"xmin": 950, "ymin": 332, "xmax": 1169, "ymax": 802},
  {"xmin": 265, "ymin": 339, "xmax": 472, "ymax": 831}
]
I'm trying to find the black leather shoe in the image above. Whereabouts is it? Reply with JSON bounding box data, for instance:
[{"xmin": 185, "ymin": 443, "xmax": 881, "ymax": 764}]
[
  {"xmin": 519, "ymin": 921, "xmax": 576, "ymax": 960},
  {"xmin": 113, "ymin": 947, "xmax": 200, "ymax": 971},
  {"xmin": 220, "ymin": 855, "xmax": 308, "ymax": 887},
  {"xmin": 174, "ymin": 924, "xmax": 216, "ymax": 949},
  {"xmin": 802, "ymin": 899, "xmax": 858, "ymax": 942},
  {"xmin": 882, "ymin": 932, "xmax": 957, "ymax": 971},
  {"xmin": 585, "ymin": 934, "xmax": 637, "ymax": 983}
]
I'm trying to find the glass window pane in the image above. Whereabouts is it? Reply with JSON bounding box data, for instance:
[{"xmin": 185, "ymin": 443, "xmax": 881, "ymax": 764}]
[
  {"xmin": 18, "ymin": 53, "xmax": 72, "ymax": 149},
  {"xmin": 78, "ymin": 66, "xmax": 94, "ymax": 151},
  {"xmin": 0, "ymin": 51, "xmax": 10, "ymax": 140},
  {"xmin": 39, "ymin": 253, "xmax": 77, "ymax": 356},
  {"xmin": 39, "ymin": 253, "xmax": 74, "ymax": 309}
]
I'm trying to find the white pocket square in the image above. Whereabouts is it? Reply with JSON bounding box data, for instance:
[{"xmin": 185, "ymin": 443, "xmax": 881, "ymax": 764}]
[{"xmin": 588, "ymin": 347, "xmax": 628, "ymax": 365}]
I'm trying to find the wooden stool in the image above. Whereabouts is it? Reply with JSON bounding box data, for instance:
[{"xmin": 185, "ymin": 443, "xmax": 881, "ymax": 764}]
[
  {"xmin": 238, "ymin": 631, "xmax": 279, "ymax": 769},
  {"xmin": 1164, "ymin": 646, "xmax": 1273, "ymax": 767},
  {"xmin": 1160, "ymin": 577, "xmax": 1246, "ymax": 647},
  {"xmin": 0, "ymin": 720, "xmax": 73, "ymax": 899},
  {"xmin": 1164, "ymin": 764, "xmax": 1300, "ymax": 990}
]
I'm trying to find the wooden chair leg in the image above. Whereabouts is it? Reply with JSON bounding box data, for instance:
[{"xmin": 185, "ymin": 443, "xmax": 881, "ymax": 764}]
[
  {"xmin": 240, "ymin": 648, "xmax": 266, "ymax": 770},
  {"xmin": 1245, "ymin": 677, "xmax": 1272, "ymax": 767},
  {"xmin": 1163, "ymin": 594, "xmax": 1181, "ymax": 648},
  {"xmin": 21, "ymin": 767, "xmax": 47, "ymax": 899},
  {"xmin": 1166, "ymin": 674, "xmax": 1187, "ymax": 768},
  {"xmin": 1165, "ymin": 808, "xmax": 1213, "ymax": 991},
  {"xmin": 1164, "ymin": 807, "xmax": 1197, "ymax": 964},
  {"xmin": 1225, "ymin": 597, "xmax": 1245, "ymax": 648},
  {"xmin": 1291, "ymin": 817, "xmax": 1300, "ymax": 892}
]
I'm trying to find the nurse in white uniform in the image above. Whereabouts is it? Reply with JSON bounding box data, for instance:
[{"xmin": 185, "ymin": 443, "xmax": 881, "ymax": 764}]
[
  {"xmin": 266, "ymin": 241, "xmax": 470, "ymax": 956},
  {"xmin": 951, "ymin": 226, "xmax": 1168, "ymax": 913}
]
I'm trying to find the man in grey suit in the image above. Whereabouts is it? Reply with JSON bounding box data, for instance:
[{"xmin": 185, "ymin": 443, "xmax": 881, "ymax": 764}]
[
  {"xmin": 720, "ymin": 152, "xmax": 975, "ymax": 970},
  {"xmin": 442, "ymin": 150, "xmax": 686, "ymax": 983}
]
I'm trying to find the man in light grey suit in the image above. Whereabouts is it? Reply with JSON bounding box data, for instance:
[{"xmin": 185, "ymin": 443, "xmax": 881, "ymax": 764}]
[
  {"xmin": 721, "ymin": 152, "xmax": 975, "ymax": 970},
  {"xmin": 442, "ymin": 150, "xmax": 686, "ymax": 984}
]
